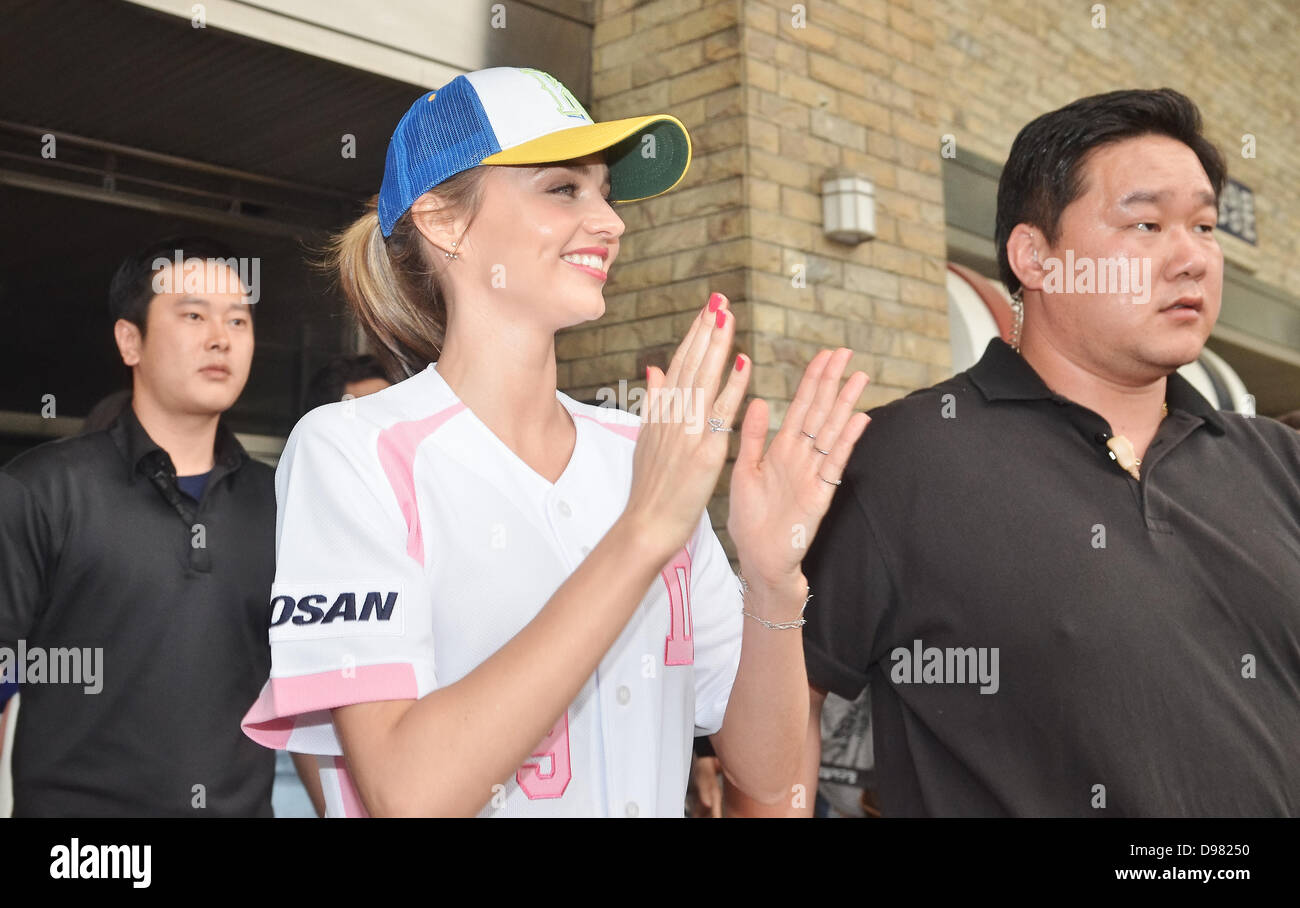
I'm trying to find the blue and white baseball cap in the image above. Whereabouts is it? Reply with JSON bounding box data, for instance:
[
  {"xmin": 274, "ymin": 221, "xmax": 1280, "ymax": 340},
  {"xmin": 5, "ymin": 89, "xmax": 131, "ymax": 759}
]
[{"xmin": 377, "ymin": 67, "xmax": 692, "ymax": 236}]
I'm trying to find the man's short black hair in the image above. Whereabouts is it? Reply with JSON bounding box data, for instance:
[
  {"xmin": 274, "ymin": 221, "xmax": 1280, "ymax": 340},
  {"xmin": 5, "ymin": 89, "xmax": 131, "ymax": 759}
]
[
  {"xmin": 303, "ymin": 354, "xmax": 392, "ymax": 415},
  {"xmin": 108, "ymin": 235, "xmax": 242, "ymax": 337},
  {"xmin": 995, "ymin": 88, "xmax": 1227, "ymax": 296}
]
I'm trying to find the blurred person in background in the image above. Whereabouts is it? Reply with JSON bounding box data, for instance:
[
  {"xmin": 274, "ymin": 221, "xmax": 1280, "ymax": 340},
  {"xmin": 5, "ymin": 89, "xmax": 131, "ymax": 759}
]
[
  {"xmin": 808, "ymin": 687, "xmax": 876, "ymax": 818},
  {"xmin": 687, "ymin": 737, "xmax": 722, "ymax": 818},
  {"xmin": 715, "ymin": 686, "xmax": 876, "ymax": 817},
  {"xmin": 302, "ymin": 353, "xmax": 391, "ymax": 417}
]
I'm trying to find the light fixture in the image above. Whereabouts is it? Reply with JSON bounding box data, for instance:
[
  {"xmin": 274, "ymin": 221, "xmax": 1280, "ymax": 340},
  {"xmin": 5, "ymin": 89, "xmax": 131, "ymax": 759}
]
[{"xmin": 821, "ymin": 172, "xmax": 876, "ymax": 245}]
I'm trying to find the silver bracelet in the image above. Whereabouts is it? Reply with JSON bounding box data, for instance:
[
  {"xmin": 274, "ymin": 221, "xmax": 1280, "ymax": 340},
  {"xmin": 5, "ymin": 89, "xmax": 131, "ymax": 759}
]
[{"xmin": 737, "ymin": 573, "xmax": 812, "ymax": 630}]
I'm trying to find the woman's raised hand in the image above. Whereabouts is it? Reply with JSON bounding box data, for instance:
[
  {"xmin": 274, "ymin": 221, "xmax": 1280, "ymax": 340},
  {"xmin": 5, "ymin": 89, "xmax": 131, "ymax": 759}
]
[
  {"xmin": 623, "ymin": 293, "xmax": 870, "ymax": 579},
  {"xmin": 623, "ymin": 293, "xmax": 750, "ymax": 559},
  {"xmin": 727, "ymin": 348, "xmax": 870, "ymax": 590}
]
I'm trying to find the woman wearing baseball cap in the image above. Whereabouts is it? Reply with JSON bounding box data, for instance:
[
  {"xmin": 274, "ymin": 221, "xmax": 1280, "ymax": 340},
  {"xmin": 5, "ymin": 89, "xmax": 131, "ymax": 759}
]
[{"xmin": 244, "ymin": 67, "xmax": 869, "ymax": 816}]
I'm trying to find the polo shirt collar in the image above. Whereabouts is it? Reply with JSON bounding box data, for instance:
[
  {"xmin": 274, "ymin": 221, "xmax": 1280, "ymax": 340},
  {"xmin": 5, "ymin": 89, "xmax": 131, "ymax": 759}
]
[
  {"xmin": 968, "ymin": 338, "xmax": 1226, "ymax": 435},
  {"xmin": 109, "ymin": 399, "xmax": 249, "ymax": 483}
]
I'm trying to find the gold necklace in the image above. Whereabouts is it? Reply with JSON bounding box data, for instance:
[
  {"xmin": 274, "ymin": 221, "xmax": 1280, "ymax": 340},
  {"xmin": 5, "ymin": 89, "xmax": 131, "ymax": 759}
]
[{"xmin": 1105, "ymin": 402, "xmax": 1168, "ymax": 481}]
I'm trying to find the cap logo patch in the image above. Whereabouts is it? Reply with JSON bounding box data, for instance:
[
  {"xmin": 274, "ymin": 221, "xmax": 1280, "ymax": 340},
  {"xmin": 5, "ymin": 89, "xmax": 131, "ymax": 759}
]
[{"xmin": 520, "ymin": 67, "xmax": 590, "ymax": 122}]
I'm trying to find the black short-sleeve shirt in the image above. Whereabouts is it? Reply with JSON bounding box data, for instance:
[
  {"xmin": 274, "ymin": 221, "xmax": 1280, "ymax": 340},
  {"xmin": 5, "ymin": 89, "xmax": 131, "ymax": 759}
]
[
  {"xmin": 0, "ymin": 403, "xmax": 276, "ymax": 816},
  {"xmin": 803, "ymin": 338, "xmax": 1300, "ymax": 817}
]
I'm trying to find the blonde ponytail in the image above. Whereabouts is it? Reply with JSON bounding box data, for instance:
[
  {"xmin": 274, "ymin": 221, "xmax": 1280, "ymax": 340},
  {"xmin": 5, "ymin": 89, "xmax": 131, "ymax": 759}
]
[{"xmin": 328, "ymin": 167, "xmax": 488, "ymax": 380}]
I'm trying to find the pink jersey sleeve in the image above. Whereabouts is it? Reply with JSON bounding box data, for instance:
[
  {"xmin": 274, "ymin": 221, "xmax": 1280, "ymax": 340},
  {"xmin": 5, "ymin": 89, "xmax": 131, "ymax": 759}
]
[{"xmin": 241, "ymin": 405, "xmax": 438, "ymax": 757}]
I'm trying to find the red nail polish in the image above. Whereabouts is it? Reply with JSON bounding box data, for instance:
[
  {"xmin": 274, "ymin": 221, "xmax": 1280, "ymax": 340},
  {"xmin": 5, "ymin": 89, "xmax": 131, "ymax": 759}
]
[
  {"xmin": 707, "ymin": 292, "xmax": 724, "ymax": 312},
  {"xmin": 715, "ymin": 309, "xmax": 726, "ymax": 329},
  {"xmin": 734, "ymin": 353, "xmax": 744, "ymax": 371}
]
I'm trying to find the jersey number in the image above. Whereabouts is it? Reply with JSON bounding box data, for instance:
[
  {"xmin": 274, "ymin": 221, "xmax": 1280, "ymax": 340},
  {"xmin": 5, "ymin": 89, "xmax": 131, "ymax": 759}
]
[
  {"xmin": 516, "ymin": 549, "xmax": 693, "ymax": 801},
  {"xmin": 661, "ymin": 547, "xmax": 694, "ymax": 666},
  {"xmin": 517, "ymin": 712, "xmax": 572, "ymax": 799}
]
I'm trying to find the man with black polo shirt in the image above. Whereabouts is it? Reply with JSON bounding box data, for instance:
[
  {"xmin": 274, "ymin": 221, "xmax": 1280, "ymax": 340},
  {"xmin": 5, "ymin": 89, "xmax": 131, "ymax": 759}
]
[
  {"xmin": 0, "ymin": 238, "xmax": 278, "ymax": 816},
  {"xmin": 740, "ymin": 89, "xmax": 1300, "ymax": 817}
]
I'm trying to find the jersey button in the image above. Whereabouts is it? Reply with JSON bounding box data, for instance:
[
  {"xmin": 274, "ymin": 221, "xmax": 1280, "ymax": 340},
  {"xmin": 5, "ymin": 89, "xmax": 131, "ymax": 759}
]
[
  {"xmin": 579, "ymin": 544, "xmax": 591, "ymax": 557},
  {"xmin": 625, "ymin": 801, "xmax": 639, "ymax": 818},
  {"xmin": 616, "ymin": 685, "xmax": 631, "ymax": 705},
  {"xmin": 556, "ymin": 500, "xmax": 572, "ymax": 518}
]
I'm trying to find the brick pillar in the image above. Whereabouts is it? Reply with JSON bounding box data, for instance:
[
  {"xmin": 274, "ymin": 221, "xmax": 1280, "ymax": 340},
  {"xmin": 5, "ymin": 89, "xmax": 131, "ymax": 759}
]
[{"xmin": 740, "ymin": 0, "xmax": 950, "ymax": 423}]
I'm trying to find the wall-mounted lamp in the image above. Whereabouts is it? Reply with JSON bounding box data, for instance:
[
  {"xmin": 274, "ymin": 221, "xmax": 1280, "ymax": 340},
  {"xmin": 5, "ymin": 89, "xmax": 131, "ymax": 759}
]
[{"xmin": 821, "ymin": 173, "xmax": 876, "ymax": 245}]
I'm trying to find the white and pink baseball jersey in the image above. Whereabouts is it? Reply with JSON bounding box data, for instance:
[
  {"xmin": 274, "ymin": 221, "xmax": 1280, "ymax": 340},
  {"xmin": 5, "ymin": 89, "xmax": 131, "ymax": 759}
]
[{"xmin": 242, "ymin": 362, "xmax": 743, "ymax": 817}]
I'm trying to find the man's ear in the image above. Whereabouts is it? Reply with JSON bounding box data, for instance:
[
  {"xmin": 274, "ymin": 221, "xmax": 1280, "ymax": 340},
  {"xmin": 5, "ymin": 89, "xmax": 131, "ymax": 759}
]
[
  {"xmin": 407, "ymin": 193, "xmax": 464, "ymax": 259},
  {"xmin": 1006, "ymin": 224, "xmax": 1048, "ymax": 294},
  {"xmin": 114, "ymin": 318, "xmax": 143, "ymax": 368}
]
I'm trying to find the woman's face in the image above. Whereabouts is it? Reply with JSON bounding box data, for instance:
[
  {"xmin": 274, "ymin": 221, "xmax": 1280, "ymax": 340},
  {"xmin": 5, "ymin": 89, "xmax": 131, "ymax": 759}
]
[{"xmin": 457, "ymin": 152, "xmax": 625, "ymax": 331}]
